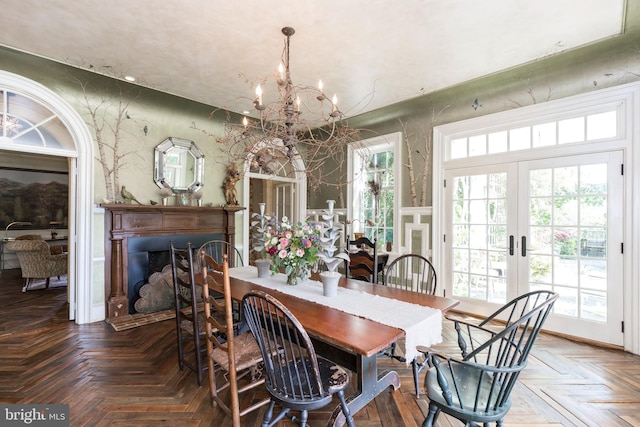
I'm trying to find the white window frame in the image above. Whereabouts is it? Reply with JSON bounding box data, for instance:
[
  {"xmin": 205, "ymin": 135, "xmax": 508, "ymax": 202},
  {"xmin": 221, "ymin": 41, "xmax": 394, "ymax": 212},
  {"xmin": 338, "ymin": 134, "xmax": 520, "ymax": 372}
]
[
  {"xmin": 347, "ymin": 132, "xmax": 401, "ymax": 252},
  {"xmin": 433, "ymin": 82, "xmax": 640, "ymax": 355}
]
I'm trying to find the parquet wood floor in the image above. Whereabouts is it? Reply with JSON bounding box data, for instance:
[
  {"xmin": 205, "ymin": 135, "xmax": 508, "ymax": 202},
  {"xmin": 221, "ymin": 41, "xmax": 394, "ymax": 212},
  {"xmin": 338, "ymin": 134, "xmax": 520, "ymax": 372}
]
[{"xmin": 0, "ymin": 268, "xmax": 639, "ymax": 426}]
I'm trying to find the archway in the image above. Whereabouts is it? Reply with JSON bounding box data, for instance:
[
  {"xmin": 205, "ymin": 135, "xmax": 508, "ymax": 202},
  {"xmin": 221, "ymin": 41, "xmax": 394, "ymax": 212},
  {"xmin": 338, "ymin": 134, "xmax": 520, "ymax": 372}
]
[
  {"xmin": 241, "ymin": 138, "xmax": 307, "ymax": 263},
  {"xmin": 0, "ymin": 71, "xmax": 94, "ymax": 324}
]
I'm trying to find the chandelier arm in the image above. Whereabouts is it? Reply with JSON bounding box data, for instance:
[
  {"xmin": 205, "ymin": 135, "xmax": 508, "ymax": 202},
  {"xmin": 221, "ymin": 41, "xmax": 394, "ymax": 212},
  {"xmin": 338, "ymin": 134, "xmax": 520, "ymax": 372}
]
[{"xmin": 215, "ymin": 26, "xmax": 361, "ymax": 188}]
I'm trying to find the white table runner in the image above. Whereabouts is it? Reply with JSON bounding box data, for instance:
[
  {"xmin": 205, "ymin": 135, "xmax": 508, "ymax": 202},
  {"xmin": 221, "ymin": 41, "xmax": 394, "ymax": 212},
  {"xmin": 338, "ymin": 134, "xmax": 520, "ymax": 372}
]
[{"xmin": 229, "ymin": 266, "xmax": 442, "ymax": 363}]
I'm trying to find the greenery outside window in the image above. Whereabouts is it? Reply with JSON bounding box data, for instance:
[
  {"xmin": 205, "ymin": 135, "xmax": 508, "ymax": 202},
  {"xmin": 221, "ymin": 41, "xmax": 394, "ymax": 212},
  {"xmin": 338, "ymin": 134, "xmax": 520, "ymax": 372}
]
[{"xmin": 348, "ymin": 133, "xmax": 401, "ymax": 250}]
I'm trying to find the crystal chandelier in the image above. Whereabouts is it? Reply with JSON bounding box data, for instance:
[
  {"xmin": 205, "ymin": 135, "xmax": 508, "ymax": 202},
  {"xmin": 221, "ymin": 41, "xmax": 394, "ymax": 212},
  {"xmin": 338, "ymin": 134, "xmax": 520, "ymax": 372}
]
[{"xmin": 214, "ymin": 27, "xmax": 360, "ymax": 190}]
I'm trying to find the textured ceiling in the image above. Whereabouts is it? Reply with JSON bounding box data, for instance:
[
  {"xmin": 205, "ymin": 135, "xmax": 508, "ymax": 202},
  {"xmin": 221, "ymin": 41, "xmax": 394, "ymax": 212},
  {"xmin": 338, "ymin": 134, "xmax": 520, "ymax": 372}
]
[{"xmin": 0, "ymin": 0, "xmax": 626, "ymax": 118}]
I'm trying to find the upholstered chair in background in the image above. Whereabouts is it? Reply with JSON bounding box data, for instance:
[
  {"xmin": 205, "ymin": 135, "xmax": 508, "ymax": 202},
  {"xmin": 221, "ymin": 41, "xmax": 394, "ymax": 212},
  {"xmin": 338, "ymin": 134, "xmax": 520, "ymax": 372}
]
[{"xmin": 5, "ymin": 239, "xmax": 67, "ymax": 292}]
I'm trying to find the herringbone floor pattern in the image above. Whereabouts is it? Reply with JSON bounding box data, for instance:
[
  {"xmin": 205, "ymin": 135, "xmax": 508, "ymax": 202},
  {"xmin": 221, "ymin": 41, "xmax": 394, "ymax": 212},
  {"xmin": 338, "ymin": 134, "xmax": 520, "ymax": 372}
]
[{"xmin": 0, "ymin": 268, "xmax": 639, "ymax": 426}]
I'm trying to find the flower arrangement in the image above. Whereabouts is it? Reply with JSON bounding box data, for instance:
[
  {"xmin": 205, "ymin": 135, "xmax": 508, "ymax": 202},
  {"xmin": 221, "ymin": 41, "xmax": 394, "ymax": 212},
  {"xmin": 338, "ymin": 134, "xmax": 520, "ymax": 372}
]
[{"xmin": 263, "ymin": 216, "xmax": 322, "ymax": 285}]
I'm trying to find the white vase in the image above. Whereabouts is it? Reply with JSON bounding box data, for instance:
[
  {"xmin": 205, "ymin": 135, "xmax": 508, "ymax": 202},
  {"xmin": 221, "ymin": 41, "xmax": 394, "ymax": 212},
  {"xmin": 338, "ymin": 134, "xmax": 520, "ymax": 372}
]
[
  {"xmin": 320, "ymin": 271, "xmax": 341, "ymax": 297},
  {"xmin": 255, "ymin": 258, "xmax": 271, "ymax": 278}
]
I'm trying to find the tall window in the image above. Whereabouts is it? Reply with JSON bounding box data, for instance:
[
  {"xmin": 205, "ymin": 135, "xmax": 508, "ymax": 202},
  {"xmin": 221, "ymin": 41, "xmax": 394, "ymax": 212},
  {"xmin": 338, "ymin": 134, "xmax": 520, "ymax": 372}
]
[{"xmin": 348, "ymin": 133, "xmax": 401, "ymax": 249}]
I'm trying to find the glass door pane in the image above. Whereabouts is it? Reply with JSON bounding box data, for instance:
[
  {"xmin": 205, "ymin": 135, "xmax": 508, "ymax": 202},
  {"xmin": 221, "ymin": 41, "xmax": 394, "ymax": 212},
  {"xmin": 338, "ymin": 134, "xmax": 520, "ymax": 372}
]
[
  {"xmin": 447, "ymin": 164, "xmax": 516, "ymax": 307},
  {"xmin": 519, "ymin": 151, "xmax": 623, "ymax": 344},
  {"xmin": 445, "ymin": 153, "xmax": 623, "ymax": 345}
]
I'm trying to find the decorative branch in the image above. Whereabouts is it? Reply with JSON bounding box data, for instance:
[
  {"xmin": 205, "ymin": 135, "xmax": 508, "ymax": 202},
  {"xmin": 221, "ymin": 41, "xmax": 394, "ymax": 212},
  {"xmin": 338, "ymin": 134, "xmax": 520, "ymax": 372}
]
[
  {"xmin": 73, "ymin": 77, "xmax": 144, "ymax": 202},
  {"xmin": 505, "ymin": 70, "xmax": 558, "ymax": 108},
  {"xmin": 400, "ymin": 120, "xmax": 418, "ymax": 206},
  {"xmin": 204, "ymin": 108, "xmax": 364, "ymax": 193},
  {"xmin": 399, "ymin": 103, "xmax": 450, "ymax": 207}
]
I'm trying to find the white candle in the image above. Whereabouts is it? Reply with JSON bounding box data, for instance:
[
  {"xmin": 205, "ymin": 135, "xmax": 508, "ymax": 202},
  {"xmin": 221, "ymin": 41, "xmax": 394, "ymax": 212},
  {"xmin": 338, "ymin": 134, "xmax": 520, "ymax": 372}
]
[
  {"xmin": 259, "ymin": 202, "xmax": 266, "ymax": 216},
  {"xmin": 296, "ymin": 96, "xmax": 301, "ymax": 112},
  {"xmin": 256, "ymin": 85, "xmax": 263, "ymax": 105},
  {"xmin": 332, "ymin": 94, "xmax": 337, "ymax": 112},
  {"xmin": 278, "ymin": 63, "xmax": 285, "ymax": 80},
  {"xmin": 318, "ymin": 80, "xmax": 323, "ymax": 92},
  {"xmin": 242, "ymin": 116, "xmax": 248, "ymax": 128}
]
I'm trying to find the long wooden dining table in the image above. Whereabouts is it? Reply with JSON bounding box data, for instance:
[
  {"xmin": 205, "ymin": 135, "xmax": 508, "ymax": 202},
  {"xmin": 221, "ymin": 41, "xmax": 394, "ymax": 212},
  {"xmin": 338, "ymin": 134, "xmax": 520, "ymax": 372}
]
[{"xmin": 211, "ymin": 267, "xmax": 459, "ymax": 426}]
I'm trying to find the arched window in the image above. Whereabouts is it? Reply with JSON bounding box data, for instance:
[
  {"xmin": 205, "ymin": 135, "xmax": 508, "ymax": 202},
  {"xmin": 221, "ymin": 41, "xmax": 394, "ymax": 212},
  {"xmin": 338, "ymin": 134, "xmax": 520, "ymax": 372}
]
[{"xmin": 0, "ymin": 90, "xmax": 75, "ymax": 153}]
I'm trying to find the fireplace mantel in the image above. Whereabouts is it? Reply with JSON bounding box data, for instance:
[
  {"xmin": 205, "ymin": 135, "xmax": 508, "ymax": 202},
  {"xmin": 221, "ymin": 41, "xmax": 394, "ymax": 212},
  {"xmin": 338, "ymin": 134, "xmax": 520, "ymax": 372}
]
[{"xmin": 102, "ymin": 204, "xmax": 244, "ymax": 320}]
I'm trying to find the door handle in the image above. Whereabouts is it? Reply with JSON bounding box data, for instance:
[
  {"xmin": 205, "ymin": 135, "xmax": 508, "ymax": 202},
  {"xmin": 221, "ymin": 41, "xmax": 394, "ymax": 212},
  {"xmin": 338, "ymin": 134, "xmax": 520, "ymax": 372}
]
[
  {"xmin": 509, "ymin": 235, "xmax": 514, "ymax": 256},
  {"xmin": 521, "ymin": 236, "xmax": 527, "ymax": 257}
]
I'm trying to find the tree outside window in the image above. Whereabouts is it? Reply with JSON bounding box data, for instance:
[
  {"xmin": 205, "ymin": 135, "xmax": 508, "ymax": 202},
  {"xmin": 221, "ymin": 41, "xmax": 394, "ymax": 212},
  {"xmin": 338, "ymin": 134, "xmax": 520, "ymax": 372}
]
[{"xmin": 349, "ymin": 133, "xmax": 400, "ymax": 251}]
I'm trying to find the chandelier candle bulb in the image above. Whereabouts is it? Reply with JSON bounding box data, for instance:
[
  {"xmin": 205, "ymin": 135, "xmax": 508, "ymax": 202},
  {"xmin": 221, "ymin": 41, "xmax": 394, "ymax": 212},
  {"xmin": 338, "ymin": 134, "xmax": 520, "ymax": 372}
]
[
  {"xmin": 256, "ymin": 85, "xmax": 264, "ymax": 110},
  {"xmin": 317, "ymin": 80, "xmax": 325, "ymax": 101}
]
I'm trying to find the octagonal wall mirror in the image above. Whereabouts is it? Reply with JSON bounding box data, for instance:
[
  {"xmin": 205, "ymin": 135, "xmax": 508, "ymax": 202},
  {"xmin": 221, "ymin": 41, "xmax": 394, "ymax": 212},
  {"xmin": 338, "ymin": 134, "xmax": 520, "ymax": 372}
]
[{"xmin": 154, "ymin": 137, "xmax": 204, "ymax": 193}]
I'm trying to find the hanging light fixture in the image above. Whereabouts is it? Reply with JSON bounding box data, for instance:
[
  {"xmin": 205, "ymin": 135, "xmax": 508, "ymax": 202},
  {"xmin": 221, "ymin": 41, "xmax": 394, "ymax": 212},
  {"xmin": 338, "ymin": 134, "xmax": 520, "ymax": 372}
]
[
  {"xmin": 250, "ymin": 27, "xmax": 342, "ymax": 159},
  {"xmin": 213, "ymin": 27, "xmax": 361, "ymax": 190}
]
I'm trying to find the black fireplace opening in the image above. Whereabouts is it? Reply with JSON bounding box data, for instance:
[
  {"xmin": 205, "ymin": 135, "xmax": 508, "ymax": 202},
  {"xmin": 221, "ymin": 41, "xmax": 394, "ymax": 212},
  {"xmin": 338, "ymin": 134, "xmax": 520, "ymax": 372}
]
[{"xmin": 127, "ymin": 233, "xmax": 222, "ymax": 313}]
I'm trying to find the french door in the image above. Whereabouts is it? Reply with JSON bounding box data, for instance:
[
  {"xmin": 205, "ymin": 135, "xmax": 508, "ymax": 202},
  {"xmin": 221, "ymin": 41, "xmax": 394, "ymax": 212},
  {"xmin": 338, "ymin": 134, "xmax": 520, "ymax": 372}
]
[{"xmin": 445, "ymin": 151, "xmax": 623, "ymax": 345}]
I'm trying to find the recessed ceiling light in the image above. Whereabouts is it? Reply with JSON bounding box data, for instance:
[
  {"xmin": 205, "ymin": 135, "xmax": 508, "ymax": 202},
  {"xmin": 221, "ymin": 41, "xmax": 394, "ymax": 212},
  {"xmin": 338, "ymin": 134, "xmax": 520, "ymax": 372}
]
[
  {"xmin": 242, "ymin": 110, "xmax": 250, "ymax": 115},
  {"xmin": 124, "ymin": 75, "xmax": 136, "ymax": 82}
]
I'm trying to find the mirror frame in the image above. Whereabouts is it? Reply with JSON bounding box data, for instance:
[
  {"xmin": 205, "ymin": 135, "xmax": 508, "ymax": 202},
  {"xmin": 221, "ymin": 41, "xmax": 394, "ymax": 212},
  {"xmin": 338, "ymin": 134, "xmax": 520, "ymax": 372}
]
[{"xmin": 153, "ymin": 137, "xmax": 204, "ymax": 193}]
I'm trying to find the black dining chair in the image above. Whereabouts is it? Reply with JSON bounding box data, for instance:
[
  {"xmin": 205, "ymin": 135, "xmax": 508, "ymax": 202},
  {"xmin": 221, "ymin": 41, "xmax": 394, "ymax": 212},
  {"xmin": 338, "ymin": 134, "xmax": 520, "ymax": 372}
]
[
  {"xmin": 417, "ymin": 290, "xmax": 558, "ymax": 427},
  {"xmin": 169, "ymin": 241, "xmax": 207, "ymax": 385},
  {"xmin": 242, "ymin": 290, "xmax": 355, "ymax": 427},
  {"xmin": 346, "ymin": 236, "xmax": 379, "ymax": 283},
  {"xmin": 199, "ymin": 239, "xmax": 244, "ymax": 269},
  {"xmin": 382, "ymin": 253, "xmax": 437, "ymax": 396}
]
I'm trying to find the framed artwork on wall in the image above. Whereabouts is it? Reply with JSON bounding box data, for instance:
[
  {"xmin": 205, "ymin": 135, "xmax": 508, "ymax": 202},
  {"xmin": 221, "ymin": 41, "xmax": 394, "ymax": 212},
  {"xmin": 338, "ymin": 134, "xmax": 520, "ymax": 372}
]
[{"xmin": 0, "ymin": 167, "xmax": 69, "ymax": 230}]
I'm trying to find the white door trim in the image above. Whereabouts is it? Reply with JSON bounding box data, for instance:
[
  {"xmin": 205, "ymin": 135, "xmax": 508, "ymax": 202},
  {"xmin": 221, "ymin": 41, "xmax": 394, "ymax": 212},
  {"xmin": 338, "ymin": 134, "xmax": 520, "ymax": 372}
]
[
  {"xmin": 434, "ymin": 81, "xmax": 640, "ymax": 354},
  {"xmin": 0, "ymin": 70, "xmax": 95, "ymax": 324}
]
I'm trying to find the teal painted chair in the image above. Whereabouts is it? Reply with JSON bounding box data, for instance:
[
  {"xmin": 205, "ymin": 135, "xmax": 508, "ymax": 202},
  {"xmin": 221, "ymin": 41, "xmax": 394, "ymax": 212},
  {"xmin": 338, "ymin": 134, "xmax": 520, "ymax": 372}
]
[{"xmin": 418, "ymin": 290, "xmax": 558, "ymax": 427}]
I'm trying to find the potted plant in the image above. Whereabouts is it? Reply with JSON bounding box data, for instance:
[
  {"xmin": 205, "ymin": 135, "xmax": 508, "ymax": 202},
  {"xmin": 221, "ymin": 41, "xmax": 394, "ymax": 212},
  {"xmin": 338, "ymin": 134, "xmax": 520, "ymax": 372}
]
[
  {"xmin": 251, "ymin": 203, "xmax": 272, "ymax": 278},
  {"xmin": 317, "ymin": 200, "xmax": 349, "ymax": 296}
]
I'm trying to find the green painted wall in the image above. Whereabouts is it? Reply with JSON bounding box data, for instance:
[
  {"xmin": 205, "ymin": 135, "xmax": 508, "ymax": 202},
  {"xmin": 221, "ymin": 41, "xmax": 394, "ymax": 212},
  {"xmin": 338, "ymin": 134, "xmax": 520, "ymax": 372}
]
[
  {"xmin": 1, "ymin": 3, "xmax": 639, "ymax": 211},
  {"xmin": 310, "ymin": 2, "xmax": 640, "ymax": 209},
  {"xmin": 0, "ymin": 47, "xmax": 240, "ymax": 206}
]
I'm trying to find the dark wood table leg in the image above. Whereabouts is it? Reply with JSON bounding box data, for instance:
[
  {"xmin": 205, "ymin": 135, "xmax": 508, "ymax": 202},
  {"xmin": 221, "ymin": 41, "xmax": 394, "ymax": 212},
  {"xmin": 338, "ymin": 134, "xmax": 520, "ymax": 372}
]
[{"xmin": 328, "ymin": 354, "xmax": 401, "ymax": 427}]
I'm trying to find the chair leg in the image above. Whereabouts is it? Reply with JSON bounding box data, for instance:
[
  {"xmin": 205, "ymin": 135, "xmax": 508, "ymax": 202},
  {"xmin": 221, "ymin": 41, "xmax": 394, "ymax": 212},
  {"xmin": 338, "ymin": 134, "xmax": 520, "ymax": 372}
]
[
  {"xmin": 422, "ymin": 403, "xmax": 440, "ymax": 427},
  {"xmin": 22, "ymin": 278, "xmax": 30, "ymax": 293},
  {"xmin": 261, "ymin": 401, "xmax": 275, "ymax": 427},
  {"xmin": 412, "ymin": 357, "xmax": 422, "ymax": 397},
  {"xmin": 194, "ymin": 334, "xmax": 203, "ymax": 386},
  {"xmin": 45, "ymin": 278, "xmax": 50, "ymax": 289},
  {"xmin": 176, "ymin": 330, "xmax": 185, "ymax": 371},
  {"xmin": 337, "ymin": 390, "xmax": 355, "ymax": 427},
  {"xmin": 297, "ymin": 410, "xmax": 308, "ymax": 427}
]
